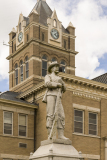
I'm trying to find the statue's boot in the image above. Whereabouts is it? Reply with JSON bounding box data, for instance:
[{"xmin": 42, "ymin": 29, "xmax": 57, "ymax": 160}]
[{"xmin": 58, "ymin": 129, "xmax": 69, "ymax": 140}]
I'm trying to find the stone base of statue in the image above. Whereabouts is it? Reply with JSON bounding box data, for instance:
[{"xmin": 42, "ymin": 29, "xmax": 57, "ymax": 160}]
[{"xmin": 29, "ymin": 139, "xmax": 83, "ymax": 160}]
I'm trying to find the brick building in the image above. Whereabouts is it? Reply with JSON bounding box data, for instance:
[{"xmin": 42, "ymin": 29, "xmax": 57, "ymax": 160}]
[{"xmin": 0, "ymin": 0, "xmax": 107, "ymax": 160}]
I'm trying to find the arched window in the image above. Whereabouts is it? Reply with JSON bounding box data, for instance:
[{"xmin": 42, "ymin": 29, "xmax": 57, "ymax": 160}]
[
  {"xmin": 52, "ymin": 57, "xmax": 57, "ymax": 62},
  {"xmin": 60, "ymin": 60, "xmax": 66, "ymax": 73},
  {"xmin": 15, "ymin": 63, "xmax": 18, "ymax": 85},
  {"xmin": 20, "ymin": 60, "xmax": 23, "ymax": 82},
  {"xmin": 25, "ymin": 56, "xmax": 29, "ymax": 79},
  {"xmin": 53, "ymin": 19, "xmax": 57, "ymax": 27},
  {"xmin": 19, "ymin": 23, "xmax": 21, "ymax": 32},
  {"xmin": 42, "ymin": 55, "xmax": 47, "ymax": 77}
]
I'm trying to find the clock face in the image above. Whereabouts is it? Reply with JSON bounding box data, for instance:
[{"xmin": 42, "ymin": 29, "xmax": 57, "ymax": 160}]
[
  {"xmin": 18, "ymin": 32, "xmax": 23, "ymax": 42},
  {"xmin": 51, "ymin": 29, "xmax": 59, "ymax": 40}
]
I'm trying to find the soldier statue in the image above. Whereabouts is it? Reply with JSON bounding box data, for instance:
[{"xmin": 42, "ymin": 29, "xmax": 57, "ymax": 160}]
[{"xmin": 43, "ymin": 61, "xmax": 68, "ymax": 140}]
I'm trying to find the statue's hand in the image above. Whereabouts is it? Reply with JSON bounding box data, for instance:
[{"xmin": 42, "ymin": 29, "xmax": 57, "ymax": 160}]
[{"xmin": 57, "ymin": 83, "xmax": 62, "ymax": 88}]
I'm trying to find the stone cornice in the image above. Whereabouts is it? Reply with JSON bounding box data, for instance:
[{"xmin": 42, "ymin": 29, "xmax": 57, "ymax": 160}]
[
  {"xmin": 17, "ymin": 81, "xmax": 45, "ymax": 99},
  {"xmin": 7, "ymin": 42, "xmax": 29, "ymax": 60},
  {"xmin": 0, "ymin": 98, "xmax": 38, "ymax": 109},
  {"xmin": 7, "ymin": 38, "xmax": 78, "ymax": 60},
  {"xmin": 62, "ymin": 33, "xmax": 76, "ymax": 39},
  {"xmin": 17, "ymin": 72, "xmax": 107, "ymax": 100},
  {"xmin": 9, "ymin": 74, "xmax": 44, "ymax": 91},
  {"xmin": 25, "ymin": 21, "xmax": 48, "ymax": 32},
  {"xmin": 59, "ymin": 72, "xmax": 107, "ymax": 89}
]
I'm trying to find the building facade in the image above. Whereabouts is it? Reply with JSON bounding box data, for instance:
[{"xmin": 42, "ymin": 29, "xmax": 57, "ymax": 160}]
[{"xmin": 0, "ymin": 0, "xmax": 107, "ymax": 160}]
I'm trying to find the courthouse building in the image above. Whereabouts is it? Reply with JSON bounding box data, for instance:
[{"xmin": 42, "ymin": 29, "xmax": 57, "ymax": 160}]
[{"xmin": 0, "ymin": 0, "xmax": 107, "ymax": 160}]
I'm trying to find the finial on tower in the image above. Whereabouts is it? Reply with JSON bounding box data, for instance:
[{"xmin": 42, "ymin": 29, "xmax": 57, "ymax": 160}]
[
  {"xmin": 68, "ymin": 22, "xmax": 74, "ymax": 27},
  {"xmin": 51, "ymin": 9, "xmax": 58, "ymax": 19},
  {"xmin": 12, "ymin": 27, "xmax": 16, "ymax": 33}
]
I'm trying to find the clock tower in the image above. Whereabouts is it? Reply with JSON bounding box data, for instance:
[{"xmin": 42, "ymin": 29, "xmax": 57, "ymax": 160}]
[{"xmin": 7, "ymin": 0, "xmax": 78, "ymax": 93}]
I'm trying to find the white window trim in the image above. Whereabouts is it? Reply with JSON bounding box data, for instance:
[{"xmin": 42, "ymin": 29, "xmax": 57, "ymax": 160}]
[
  {"xmin": 3, "ymin": 111, "xmax": 13, "ymax": 136},
  {"xmin": 74, "ymin": 109, "xmax": 84, "ymax": 134},
  {"xmin": 88, "ymin": 112, "xmax": 98, "ymax": 136},
  {"xmin": 18, "ymin": 114, "xmax": 27, "ymax": 137}
]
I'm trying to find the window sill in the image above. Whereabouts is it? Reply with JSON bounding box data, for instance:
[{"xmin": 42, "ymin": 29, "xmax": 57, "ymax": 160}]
[
  {"xmin": 1, "ymin": 134, "xmax": 33, "ymax": 140},
  {"xmin": 72, "ymin": 132, "xmax": 100, "ymax": 138}
]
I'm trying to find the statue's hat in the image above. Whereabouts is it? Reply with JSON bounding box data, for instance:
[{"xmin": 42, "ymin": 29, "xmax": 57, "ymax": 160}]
[{"xmin": 48, "ymin": 61, "xmax": 59, "ymax": 73}]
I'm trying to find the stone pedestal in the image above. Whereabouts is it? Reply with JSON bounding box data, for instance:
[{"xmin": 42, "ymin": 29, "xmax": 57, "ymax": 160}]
[{"xmin": 29, "ymin": 139, "xmax": 83, "ymax": 160}]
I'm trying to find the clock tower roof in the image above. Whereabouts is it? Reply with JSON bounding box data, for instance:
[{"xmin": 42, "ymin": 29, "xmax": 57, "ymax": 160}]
[
  {"xmin": 29, "ymin": 0, "xmax": 52, "ymax": 26},
  {"xmin": 29, "ymin": 0, "xmax": 69, "ymax": 34}
]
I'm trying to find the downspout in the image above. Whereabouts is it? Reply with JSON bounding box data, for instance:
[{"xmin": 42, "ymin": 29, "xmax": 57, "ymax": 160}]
[
  {"xmin": 69, "ymin": 36, "xmax": 70, "ymax": 74},
  {"xmin": 33, "ymin": 92, "xmax": 39, "ymax": 152}
]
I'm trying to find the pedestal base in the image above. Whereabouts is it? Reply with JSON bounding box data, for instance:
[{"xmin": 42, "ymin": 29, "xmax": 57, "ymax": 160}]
[{"xmin": 29, "ymin": 139, "xmax": 82, "ymax": 160}]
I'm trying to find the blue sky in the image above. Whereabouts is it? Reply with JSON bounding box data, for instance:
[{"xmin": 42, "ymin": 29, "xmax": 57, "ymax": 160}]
[
  {"xmin": 0, "ymin": 79, "xmax": 9, "ymax": 92},
  {"xmin": 0, "ymin": 0, "xmax": 107, "ymax": 92}
]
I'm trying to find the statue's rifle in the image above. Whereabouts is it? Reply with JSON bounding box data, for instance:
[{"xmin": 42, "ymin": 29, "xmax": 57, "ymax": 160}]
[{"xmin": 48, "ymin": 88, "xmax": 61, "ymax": 140}]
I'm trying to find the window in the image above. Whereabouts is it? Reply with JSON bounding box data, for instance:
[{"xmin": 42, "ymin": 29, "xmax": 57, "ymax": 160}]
[
  {"xmin": 64, "ymin": 40, "xmax": 66, "ymax": 49},
  {"xmin": 74, "ymin": 110, "xmax": 83, "ymax": 133},
  {"xmin": 12, "ymin": 34, "xmax": 16, "ymax": 39},
  {"xmin": 4, "ymin": 111, "xmax": 12, "ymax": 135},
  {"xmin": 19, "ymin": 114, "xmax": 27, "ymax": 137},
  {"xmin": 19, "ymin": 23, "xmax": 21, "ymax": 31},
  {"xmin": 89, "ymin": 112, "xmax": 97, "ymax": 135},
  {"xmin": 42, "ymin": 33, "xmax": 44, "ymax": 41},
  {"xmin": 20, "ymin": 60, "xmax": 23, "ymax": 82},
  {"xmin": 42, "ymin": 55, "xmax": 47, "ymax": 77},
  {"xmin": 60, "ymin": 60, "xmax": 66, "ymax": 73},
  {"xmin": 25, "ymin": 56, "xmax": 29, "ymax": 79},
  {"xmin": 52, "ymin": 57, "xmax": 57, "ymax": 62},
  {"xmin": 19, "ymin": 143, "xmax": 27, "ymax": 148},
  {"xmin": 15, "ymin": 63, "xmax": 18, "ymax": 85},
  {"xmin": 54, "ymin": 19, "xmax": 57, "ymax": 27}
]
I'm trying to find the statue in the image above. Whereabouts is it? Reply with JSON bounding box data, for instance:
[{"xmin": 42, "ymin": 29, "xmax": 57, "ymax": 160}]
[{"xmin": 42, "ymin": 61, "xmax": 68, "ymax": 140}]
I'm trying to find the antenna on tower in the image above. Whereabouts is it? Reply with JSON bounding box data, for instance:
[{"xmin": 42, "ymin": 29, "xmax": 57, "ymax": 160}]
[{"xmin": 3, "ymin": 41, "xmax": 12, "ymax": 47}]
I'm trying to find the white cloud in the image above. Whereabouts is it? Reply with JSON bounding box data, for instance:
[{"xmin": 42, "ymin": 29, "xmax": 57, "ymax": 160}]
[
  {"xmin": 88, "ymin": 69, "xmax": 105, "ymax": 79},
  {"xmin": 71, "ymin": 0, "xmax": 107, "ymax": 78},
  {"xmin": 0, "ymin": 0, "xmax": 107, "ymax": 84},
  {"xmin": 47, "ymin": 0, "xmax": 107, "ymax": 79},
  {"xmin": 0, "ymin": 0, "xmax": 35, "ymax": 81},
  {"xmin": 99, "ymin": 0, "xmax": 107, "ymax": 6},
  {"xmin": 0, "ymin": 46, "xmax": 9, "ymax": 81}
]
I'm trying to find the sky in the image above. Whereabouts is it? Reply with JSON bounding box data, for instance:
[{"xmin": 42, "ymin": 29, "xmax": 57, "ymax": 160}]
[{"xmin": 0, "ymin": 0, "xmax": 107, "ymax": 92}]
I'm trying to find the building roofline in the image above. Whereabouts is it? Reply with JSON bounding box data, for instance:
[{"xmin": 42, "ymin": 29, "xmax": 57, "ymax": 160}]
[
  {"xmin": 92, "ymin": 72, "xmax": 107, "ymax": 80},
  {"xmin": 0, "ymin": 98, "xmax": 38, "ymax": 109},
  {"xmin": 17, "ymin": 72, "xmax": 107, "ymax": 99}
]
